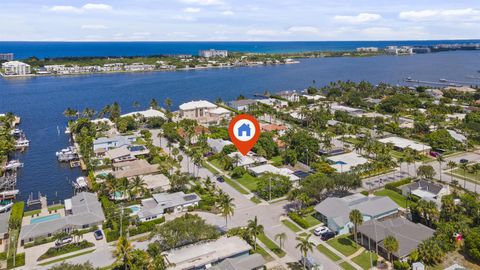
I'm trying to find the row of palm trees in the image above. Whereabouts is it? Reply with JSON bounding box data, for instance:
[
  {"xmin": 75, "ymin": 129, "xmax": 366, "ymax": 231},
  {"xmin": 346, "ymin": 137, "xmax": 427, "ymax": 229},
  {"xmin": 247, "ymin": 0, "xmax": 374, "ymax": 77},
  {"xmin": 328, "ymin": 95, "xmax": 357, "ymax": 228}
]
[{"xmin": 99, "ymin": 174, "xmax": 148, "ymax": 201}]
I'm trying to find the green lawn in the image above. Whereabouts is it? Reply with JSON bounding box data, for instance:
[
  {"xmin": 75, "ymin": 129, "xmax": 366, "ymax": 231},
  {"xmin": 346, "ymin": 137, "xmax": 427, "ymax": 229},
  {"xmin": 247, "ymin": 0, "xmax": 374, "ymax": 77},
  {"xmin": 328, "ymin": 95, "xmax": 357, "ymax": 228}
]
[
  {"xmin": 351, "ymin": 250, "xmax": 378, "ymax": 270},
  {"xmin": 24, "ymin": 209, "xmax": 41, "ymax": 216},
  {"xmin": 257, "ymin": 233, "xmax": 286, "ymax": 258},
  {"xmin": 340, "ymin": 262, "xmax": 357, "ymax": 270},
  {"xmin": 203, "ymin": 161, "xmax": 249, "ymax": 195},
  {"xmin": 282, "ymin": 219, "xmax": 302, "ymax": 233},
  {"xmin": 270, "ymin": 155, "xmax": 283, "ymax": 166},
  {"xmin": 38, "ymin": 250, "xmax": 95, "ymax": 266},
  {"xmin": 317, "ymin": 244, "xmax": 342, "ymax": 262},
  {"xmin": 235, "ymin": 173, "xmax": 259, "ymax": 192},
  {"xmin": 304, "ymin": 214, "xmax": 321, "ymax": 228},
  {"xmin": 253, "ymin": 245, "xmax": 274, "ymax": 262},
  {"xmin": 48, "ymin": 204, "xmax": 64, "ymax": 212},
  {"xmin": 327, "ymin": 235, "xmax": 360, "ymax": 257},
  {"xmin": 374, "ymin": 189, "xmax": 409, "ymax": 208},
  {"xmin": 250, "ymin": 196, "xmax": 262, "ymax": 204},
  {"xmin": 450, "ymin": 168, "xmax": 480, "ymax": 183},
  {"xmin": 209, "ymin": 158, "xmax": 224, "ymax": 171}
]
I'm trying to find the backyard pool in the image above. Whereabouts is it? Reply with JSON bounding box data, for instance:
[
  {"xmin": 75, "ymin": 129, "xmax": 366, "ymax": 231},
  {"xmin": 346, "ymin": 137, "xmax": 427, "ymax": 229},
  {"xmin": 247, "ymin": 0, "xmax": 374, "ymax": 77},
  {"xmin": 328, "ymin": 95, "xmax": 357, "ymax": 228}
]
[
  {"xmin": 127, "ymin": 205, "xmax": 141, "ymax": 216},
  {"xmin": 30, "ymin": 213, "xmax": 61, "ymax": 224}
]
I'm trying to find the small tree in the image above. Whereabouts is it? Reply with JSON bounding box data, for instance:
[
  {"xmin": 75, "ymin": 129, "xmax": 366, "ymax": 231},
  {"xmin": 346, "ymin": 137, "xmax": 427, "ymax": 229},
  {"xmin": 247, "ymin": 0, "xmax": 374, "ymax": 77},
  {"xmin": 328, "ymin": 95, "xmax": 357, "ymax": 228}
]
[
  {"xmin": 296, "ymin": 234, "xmax": 315, "ymax": 270},
  {"xmin": 349, "ymin": 209, "xmax": 363, "ymax": 243},
  {"xmin": 275, "ymin": 232, "xmax": 287, "ymax": 249},
  {"xmin": 247, "ymin": 216, "xmax": 264, "ymax": 251},
  {"xmin": 384, "ymin": 235, "xmax": 399, "ymax": 262}
]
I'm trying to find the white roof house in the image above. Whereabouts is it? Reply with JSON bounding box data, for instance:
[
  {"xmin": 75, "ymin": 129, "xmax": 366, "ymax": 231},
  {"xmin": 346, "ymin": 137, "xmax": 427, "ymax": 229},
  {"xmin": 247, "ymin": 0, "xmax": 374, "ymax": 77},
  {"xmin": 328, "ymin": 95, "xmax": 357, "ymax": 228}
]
[
  {"xmin": 248, "ymin": 164, "xmax": 300, "ymax": 181},
  {"xmin": 179, "ymin": 100, "xmax": 217, "ymax": 111},
  {"xmin": 207, "ymin": 138, "xmax": 233, "ymax": 153},
  {"xmin": 137, "ymin": 192, "xmax": 200, "ymax": 221},
  {"xmin": 327, "ymin": 152, "xmax": 369, "ymax": 172},
  {"xmin": 447, "ymin": 130, "xmax": 467, "ymax": 143},
  {"xmin": 378, "ymin": 136, "xmax": 431, "ymax": 152},
  {"xmin": 122, "ymin": 108, "xmax": 166, "ymax": 119},
  {"xmin": 166, "ymin": 236, "xmax": 252, "ymax": 270},
  {"xmin": 228, "ymin": 152, "xmax": 267, "ymax": 167}
]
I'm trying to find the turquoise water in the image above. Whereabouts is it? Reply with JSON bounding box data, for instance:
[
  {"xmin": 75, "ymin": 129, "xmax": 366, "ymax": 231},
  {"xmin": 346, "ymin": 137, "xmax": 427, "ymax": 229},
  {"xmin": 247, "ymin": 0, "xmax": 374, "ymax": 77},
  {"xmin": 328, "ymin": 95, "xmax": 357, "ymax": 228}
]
[
  {"xmin": 30, "ymin": 213, "xmax": 61, "ymax": 224},
  {"xmin": 128, "ymin": 205, "xmax": 141, "ymax": 213}
]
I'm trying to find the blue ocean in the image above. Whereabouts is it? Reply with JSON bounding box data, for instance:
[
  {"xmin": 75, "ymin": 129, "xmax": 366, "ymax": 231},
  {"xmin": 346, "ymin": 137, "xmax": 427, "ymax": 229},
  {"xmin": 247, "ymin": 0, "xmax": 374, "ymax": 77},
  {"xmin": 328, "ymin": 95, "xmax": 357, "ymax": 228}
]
[{"xmin": 1, "ymin": 40, "xmax": 480, "ymax": 59}]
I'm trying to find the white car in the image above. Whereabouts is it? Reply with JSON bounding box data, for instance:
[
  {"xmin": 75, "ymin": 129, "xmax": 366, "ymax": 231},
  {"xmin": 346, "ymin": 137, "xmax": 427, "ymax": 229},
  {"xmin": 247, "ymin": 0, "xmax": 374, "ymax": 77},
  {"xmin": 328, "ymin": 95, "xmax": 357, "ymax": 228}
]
[{"xmin": 313, "ymin": 226, "xmax": 330, "ymax": 236}]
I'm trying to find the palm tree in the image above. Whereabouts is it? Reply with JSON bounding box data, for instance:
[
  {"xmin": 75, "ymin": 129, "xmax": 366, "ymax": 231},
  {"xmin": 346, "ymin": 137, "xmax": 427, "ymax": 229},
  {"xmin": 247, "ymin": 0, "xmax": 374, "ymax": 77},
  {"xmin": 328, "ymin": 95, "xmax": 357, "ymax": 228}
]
[
  {"xmin": 217, "ymin": 194, "xmax": 235, "ymax": 229},
  {"xmin": 247, "ymin": 216, "xmax": 264, "ymax": 251},
  {"xmin": 383, "ymin": 235, "xmax": 399, "ymax": 262},
  {"xmin": 164, "ymin": 98, "xmax": 172, "ymax": 112},
  {"xmin": 132, "ymin": 101, "xmax": 140, "ymax": 108},
  {"xmin": 71, "ymin": 230, "xmax": 82, "ymax": 244},
  {"xmin": 115, "ymin": 236, "xmax": 133, "ymax": 269},
  {"xmin": 275, "ymin": 232, "xmax": 287, "ymax": 250},
  {"xmin": 349, "ymin": 209, "xmax": 363, "ymax": 243},
  {"xmin": 63, "ymin": 107, "xmax": 78, "ymax": 120},
  {"xmin": 296, "ymin": 235, "xmax": 315, "ymax": 270},
  {"xmin": 436, "ymin": 155, "xmax": 445, "ymax": 182},
  {"xmin": 130, "ymin": 176, "xmax": 147, "ymax": 198},
  {"xmin": 460, "ymin": 163, "xmax": 469, "ymax": 189},
  {"xmin": 447, "ymin": 161, "xmax": 457, "ymax": 183}
]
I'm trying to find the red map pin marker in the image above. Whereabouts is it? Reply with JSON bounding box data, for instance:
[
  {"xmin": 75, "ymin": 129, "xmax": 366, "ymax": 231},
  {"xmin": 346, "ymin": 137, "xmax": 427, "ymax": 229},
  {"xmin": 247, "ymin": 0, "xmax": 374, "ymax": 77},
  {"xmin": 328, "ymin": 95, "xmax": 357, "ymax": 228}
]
[{"xmin": 228, "ymin": 114, "xmax": 260, "ymax": 156}]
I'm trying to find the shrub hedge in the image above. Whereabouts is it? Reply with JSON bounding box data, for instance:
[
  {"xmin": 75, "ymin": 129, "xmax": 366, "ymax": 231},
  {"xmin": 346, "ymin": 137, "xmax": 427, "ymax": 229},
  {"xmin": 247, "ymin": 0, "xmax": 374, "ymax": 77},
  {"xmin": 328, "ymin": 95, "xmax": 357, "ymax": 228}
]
[
  {"xmin": 288, "ymin": 212, "xmax": 309, "ymax": 229},
  {"xmin": 385, "ymin": 178, "xmax": 412, "ymax": 193}
]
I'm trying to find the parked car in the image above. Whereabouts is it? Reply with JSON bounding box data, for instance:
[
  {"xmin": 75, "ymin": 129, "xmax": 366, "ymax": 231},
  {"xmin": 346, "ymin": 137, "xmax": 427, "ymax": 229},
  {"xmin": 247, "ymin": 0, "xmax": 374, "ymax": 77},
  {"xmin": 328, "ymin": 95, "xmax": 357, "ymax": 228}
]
[
  {"xmin": 320, "ymin": 231, "xmax": 336, "ymax": 241},
  {"xmin": 94, "ymin": 229, "xmax": 104, "ymax": 240},
  {"xmin": 216, "ymin": 176, "xmax": 225, "ymax": 183},
  {"xmin": 55, "ymin": 236, "xmax": 73, "ymax": 247},
  {"xmin": 460, "ymin": 159, "xmax": 469, "ymax": 164},
  {"xmin": 313, "ymin": 226, "xmax": 330, "ymax": 236}
]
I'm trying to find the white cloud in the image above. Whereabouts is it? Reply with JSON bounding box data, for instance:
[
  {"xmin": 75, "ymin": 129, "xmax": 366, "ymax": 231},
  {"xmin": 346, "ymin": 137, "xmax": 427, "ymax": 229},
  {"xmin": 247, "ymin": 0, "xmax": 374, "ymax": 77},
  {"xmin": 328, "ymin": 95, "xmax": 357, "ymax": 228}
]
[
  {"xmin": 81, "ymin": 24, "xmax": 108, "ymax": 30},
  {"xmin": 82, "ymin": 3, "xmax": 113, "ymax": 11},
  {"xmin": 399, "ymin": 8, "xmax": 480, "ymax": 21},
  {"xmin": 334, "ymin": 13, "xmax": 382, "ymax": 23},
  {"xmin": 287, "ymin": 26, "xmax": 320, "ymax": 34},
  {"xmin": 49, "ymin": 6, "xmax": 83, "ymax": 14},
  {"xmin": 178, "ymin": 0, "xmax": 223, "ymax": 6},
  {"xmin": 49, "ymin": 3, "xmax": 112, "ymax": 14},
  {"xmin": 183, "ymin": 7, "xmax": 201, "ymax": 13},
  {"xmin": 221, "ymin": 10, "xmax": 234, "ymax": 16},
  {"xmin": 172, "ymin": 15, "xmax": 197, "ymax": 21}
]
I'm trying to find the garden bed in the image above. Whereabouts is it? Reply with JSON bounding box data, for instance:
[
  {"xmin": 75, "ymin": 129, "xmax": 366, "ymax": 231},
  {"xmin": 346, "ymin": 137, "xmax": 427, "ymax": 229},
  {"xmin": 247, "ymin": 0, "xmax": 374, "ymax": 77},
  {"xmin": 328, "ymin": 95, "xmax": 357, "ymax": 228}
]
[{"xmin": 38, "ymin": 241, "xmax": 94, "ymax": 261}]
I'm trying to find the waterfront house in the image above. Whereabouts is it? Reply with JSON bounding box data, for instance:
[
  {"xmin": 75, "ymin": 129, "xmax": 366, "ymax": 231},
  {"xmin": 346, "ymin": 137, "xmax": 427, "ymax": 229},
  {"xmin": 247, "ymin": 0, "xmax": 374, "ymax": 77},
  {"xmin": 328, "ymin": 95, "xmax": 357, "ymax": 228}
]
[
  {"xmin": 207, "ymin": 138, "xmax": 233, "ymax": 153},
  {"xmin": 137, "ymin": 191, "xmax": 200, "ymax": 221},
  {"xmin": 165, "ymin": 236, "xmax": 253, "ymax": 270},
  {"xmin": 121, "ymin": 107, "xmax": 166, "ymax": 119},
  {"xmin": 19, "ymin": 192, "xmax": 105, "ymax": 245},
  {"xmin": 401, "ymin": 180, "xmax": 450, "ymax": 205},
  {"xmin": 1, "ymin": 61, "xmax": 31, "ymax": 76},
  {"xmin": 357, "ymin": 217, "xmax": 434, "ymax": 261},
  {"xmin": 227, "ymin": 99, "xmax": 258, "ymax": 111},
  {"xmin": 256, "ymin": 98, "xmax": 288, "ymax": 108},
  {"xmin": 329, "ymin": 104, "xmax": 364, "ymax": 116},
  {"xmin": 178, "ymin": 100, "xmax": 231, "ymax": 124},
  {"xmin": 314, "ymin": 193, "xmax": 399, "ymax": 235},
  {"xmin": 105, "ymin": 146, "xmax": 136, "ymax": 163},
  {"xmin": 93, "ymin": 135, "xmax": 137, "ymax": 151},
  {"xmin": 276, "ymin": 90, "xmax": 300, "ymax": 102}
]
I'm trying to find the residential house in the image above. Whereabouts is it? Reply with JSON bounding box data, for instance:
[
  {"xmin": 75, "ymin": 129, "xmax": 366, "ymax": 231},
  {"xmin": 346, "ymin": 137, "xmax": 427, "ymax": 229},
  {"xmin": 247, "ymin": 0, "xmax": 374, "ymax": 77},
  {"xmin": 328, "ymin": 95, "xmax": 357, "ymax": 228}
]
[
  {"xmin": 327, "ymin": 152, "xmax": 369, "ymax": 173},
  {"xmin": 19, "ymin": 192, "xmax": 105, "ymax": 245},
  {"xmin": 401, "ymin": 180, "xmax": 450, "ymax": 205},
  {"xmin": 199, "ymin": 49, "xmax": 228, "ymax": 58},
  {"xmin": 329, "ymin": 104, "xmax": 364, "ymax": 116},
  {"xmin": 165, "ymin": 236, "xmax": 252, "ymax": 270},
  {"xmin": 112, "ymin": 159, "xmax": 160, "ymax": 179},
  {"xmin": 248, "ymin": 164, "xmax": 300, "ymax": 182},
  {"xmin": 228, "ymin": 152, "xmax": 267, "ymax": 167},
  {"xmin": 207, "ymin": 138, "xmax": 233, "ymax": 153},
  {"xmin": 228, "ymin": 99, "xmax": 257, "ymax": 111},
  {"xmin": 314, "ymin": 193, "xmax": 399, "ymax": 235},
  {"xmin": 178, "ymin": 100, "xmax": 231, "ymax": 124},
  {"xmin": 378, "ymin": 136, "xmax": 431, "ymax": 154},
  {"xmin": 256, "ymin": 98, "xmax": 288, "ymax": 108},
  {"xmin": 93, "ymin": 135, "xmax": 137, "ymax": 151},
  {"xmin": 211, "ymin": 254, "xmax": 266, "ymax": 270},
  {"xmin": 121, "ymin": 107, "xmax": 166, "ymax": 119},
  {"xmin": 137, "ymin": 192, "xmax": 200, "ymax": 221},
  {"xmin": 261, "ymin": 124, "xmax": 287, "ymax": 134},
  {"xmin": 276, "ymin": 90, "xmax": 300, "ymax": 102},
  {"xmin": 357, "ymin": 217, "xmax": 435, "ymax": 261}
]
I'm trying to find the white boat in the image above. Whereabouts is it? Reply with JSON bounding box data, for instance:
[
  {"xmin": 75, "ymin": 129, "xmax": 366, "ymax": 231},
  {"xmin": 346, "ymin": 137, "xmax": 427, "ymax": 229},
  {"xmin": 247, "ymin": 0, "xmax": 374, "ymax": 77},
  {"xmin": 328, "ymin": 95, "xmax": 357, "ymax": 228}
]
[
  {"xmin": 0, "ymin": 203, "xmax": 13, "ymax": 213},
  {"xmin": 74, "ymin": 177, "xmax": 88, "ymax": 189},
  {"xmin": 15, "ymin": 139, "xmax": 30, "ymax": 148},
  {"xmin": 0, "ymin": 190, "xmax": 19, "ymax": 199},
  {"xmin": 65, "ymin": 127, "xmax": 71, "ymax": 134},
  {"xmin": 56, "ymin": 146, "xmax": 78, "ymax": 161},
  {"xmin": 10, "ymin": 128, "xmax": 23, "ymax": 136},
  {"xmin": 5, "ymin": 160, "xmax": 23, "ymax": 170}
]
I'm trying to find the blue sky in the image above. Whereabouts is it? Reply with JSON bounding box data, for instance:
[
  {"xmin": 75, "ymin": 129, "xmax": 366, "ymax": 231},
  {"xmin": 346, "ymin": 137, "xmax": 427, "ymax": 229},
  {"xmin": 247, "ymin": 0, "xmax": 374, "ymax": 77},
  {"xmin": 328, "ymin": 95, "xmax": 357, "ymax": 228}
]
[{"xmin": 1, "ymin": 0, "xmax": 479, "ymax": 41}]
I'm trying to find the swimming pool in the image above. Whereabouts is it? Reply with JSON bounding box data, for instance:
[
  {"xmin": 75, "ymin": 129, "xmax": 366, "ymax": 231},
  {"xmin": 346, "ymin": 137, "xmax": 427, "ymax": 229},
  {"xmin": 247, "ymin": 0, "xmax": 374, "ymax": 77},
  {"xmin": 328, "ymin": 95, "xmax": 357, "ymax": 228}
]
[
  {"xmin": 127, "ymin": 205, "xmax": 141, "ymax": 216},
  {"xmin": 31, "ymin": 213, "xmax": 61, "ymax": 224},
  {"xmin": 129, "ymin": 145, "xmax": 146, "ymax": 152}
]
